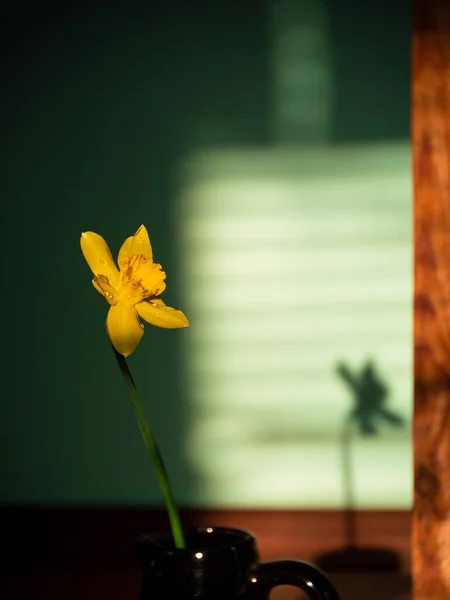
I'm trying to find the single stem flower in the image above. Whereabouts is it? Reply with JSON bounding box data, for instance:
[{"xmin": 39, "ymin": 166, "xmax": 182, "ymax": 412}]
[
  {"xmin": 80, "ymin": 224, "xmax": 189, "ymax": 549},
  {"xmin": 80, "ymin": 224, "xmax": 189, "ymax": 357}
]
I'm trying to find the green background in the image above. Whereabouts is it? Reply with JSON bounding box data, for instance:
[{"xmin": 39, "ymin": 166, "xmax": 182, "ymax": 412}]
[{"xmin": 1, "ymin": 0, "xmax": 411, "ymax": 507}]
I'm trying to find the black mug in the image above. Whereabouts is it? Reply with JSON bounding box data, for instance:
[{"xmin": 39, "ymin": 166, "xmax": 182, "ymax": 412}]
[{"xmin": 137, "ymin": 526, "xmax": 340, "ymax": 600}]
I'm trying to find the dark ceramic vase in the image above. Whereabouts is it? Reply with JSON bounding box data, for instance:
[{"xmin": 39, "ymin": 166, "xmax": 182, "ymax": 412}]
[{"xmin": 137, "ymin": 526, "xmax": 340, "ymax": 600}]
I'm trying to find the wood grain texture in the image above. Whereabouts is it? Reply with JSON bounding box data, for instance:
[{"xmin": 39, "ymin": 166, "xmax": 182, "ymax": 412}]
[{"xmin": 413, "ymin": 0, "xmax": 450, "ymax": 597}]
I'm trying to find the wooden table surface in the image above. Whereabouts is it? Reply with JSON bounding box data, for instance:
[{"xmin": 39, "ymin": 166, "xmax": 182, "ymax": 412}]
[{"xmin": 2, "ymin": 567, "xmax": 411, "ymax": 600}]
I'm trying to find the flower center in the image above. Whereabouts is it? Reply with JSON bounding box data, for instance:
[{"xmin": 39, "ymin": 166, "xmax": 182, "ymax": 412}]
[{"xmin": 118, "ymin": 254, "xmax": 166, "ymax": 305}]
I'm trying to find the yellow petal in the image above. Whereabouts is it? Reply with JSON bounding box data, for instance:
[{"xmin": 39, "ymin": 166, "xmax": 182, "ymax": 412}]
[
  {"xmin": 118, "ymin": 225, "xmax": 153, "ymax": 266},
  {"xmin": 136, "ymin": 298, "xmax": 189, "ymax": 329},
  {"xmin": 93, "ymin": 275, "xmax": 118, "ymax": 305},
  {"xmin": 106, "ymin": 303, "xmax": 144, "ymax": 357},
  {"xmin": 80, "ymin": 232, "xmax": 119, "ymax": 288}
]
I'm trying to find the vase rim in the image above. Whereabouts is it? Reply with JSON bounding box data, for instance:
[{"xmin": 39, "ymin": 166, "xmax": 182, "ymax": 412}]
[{"xmin": 137, "ymin": 525, "xmax": 255, "ymax": 555}]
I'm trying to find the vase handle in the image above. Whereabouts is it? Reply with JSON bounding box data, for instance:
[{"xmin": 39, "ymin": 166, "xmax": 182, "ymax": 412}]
[{"xmin": 245, "ymin": 559, "xmax": 341, "ymax": 600}]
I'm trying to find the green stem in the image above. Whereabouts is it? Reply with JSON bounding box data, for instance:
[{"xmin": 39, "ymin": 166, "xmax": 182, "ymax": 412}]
[{"xmin": 112, "ymin": 345, "xmax": 185, "ymax": 549}]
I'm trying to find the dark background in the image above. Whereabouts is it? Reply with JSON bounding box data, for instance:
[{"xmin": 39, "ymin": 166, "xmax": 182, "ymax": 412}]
[{"xmin": 0, "ymin": 0, "xmax": 410, "ymax": 505}]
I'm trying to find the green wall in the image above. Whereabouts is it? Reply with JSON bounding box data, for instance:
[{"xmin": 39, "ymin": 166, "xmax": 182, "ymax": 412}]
[{"xmin": 0, "ymin": 0, "xmax": 411, "ymax": 506}]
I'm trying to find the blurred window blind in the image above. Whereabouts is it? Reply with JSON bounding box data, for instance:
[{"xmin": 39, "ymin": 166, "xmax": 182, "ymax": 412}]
[{"xmin": 178, "ymin": 143, "xmax": 412, "ymax": 509}]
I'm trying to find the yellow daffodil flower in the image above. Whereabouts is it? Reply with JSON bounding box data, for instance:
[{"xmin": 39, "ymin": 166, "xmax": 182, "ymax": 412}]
[{"xmin": 80, "ymin": 225, "xmax": 189, "ymax": 357}]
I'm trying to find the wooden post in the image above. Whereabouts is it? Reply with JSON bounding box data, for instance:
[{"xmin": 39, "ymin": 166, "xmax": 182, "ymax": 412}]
[{"xmin": 413, "ymin": 0, "xmax": 450, "ymax": 598}]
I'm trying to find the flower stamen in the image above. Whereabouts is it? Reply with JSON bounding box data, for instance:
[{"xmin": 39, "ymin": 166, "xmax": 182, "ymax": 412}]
[{"xmin": 118, "ymin": 254, "xmax": 166, "ymax": 305}]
